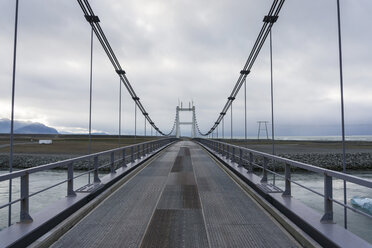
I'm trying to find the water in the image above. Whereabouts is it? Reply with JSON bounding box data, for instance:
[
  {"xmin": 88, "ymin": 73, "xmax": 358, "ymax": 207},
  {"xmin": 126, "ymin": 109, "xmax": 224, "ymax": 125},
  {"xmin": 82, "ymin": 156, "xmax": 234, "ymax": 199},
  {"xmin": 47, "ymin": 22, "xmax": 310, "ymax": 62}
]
[
  {"xmin": 265, "ymin": 170, "xmax": 372, "ymax": 244},
  {"xmin": 0, "ymin": 169, "xmax": 372, "ymax": 244},
  {"xmin": 0, "ymin": 169, "xmax": 107, "ymax": 231}
]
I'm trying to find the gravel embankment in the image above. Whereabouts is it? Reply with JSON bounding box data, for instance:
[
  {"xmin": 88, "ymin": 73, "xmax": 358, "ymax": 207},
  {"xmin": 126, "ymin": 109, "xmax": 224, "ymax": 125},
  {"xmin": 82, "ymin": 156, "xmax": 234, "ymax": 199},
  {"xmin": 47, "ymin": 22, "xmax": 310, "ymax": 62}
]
[
  {"xmin": 278, "ymin": 152, "xmax": 372, "ymax": 170},
  {"xmin": 1, "ymin": 152, "xmax": 372, "ymax": 172},
  {"xmin": 241, "ymin": 152, "xmax": 372, "ymax": 171},
  {"xmin": 0, "ymin": 154, "xmax": 115, "ymax": 171}
]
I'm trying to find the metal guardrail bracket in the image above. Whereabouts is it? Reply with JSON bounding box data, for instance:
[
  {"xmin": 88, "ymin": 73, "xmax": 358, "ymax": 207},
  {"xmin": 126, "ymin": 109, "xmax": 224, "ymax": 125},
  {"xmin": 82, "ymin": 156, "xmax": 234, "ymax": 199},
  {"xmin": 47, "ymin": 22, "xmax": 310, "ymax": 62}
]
[
  {"xmin": 238, "ymin": 148, "xmax": 243, "ymax": 167},
  {"xmin": 257, "ymin": 183, "xmax": 283, "ymax": 193},
  {"xmin": 76, "ymin": 183, "xmax": 104, "ymax": 193},
  {"xmin": 122, "ymin": 149, "xmax": 127, "ymax": 167},
  {"xmin": 261, "ymin": 157, "xmax": 268, "ymax": 183},
  {"xmin": 18, "ymin": 213, "xmax": 33, "ymax": 224},
  {"xmin": 321, "ymin": 173, "xmax": 334, "ymax": 223},
  {"xmin": 93, "ymin": 156, "xmax": 101, "ymax": 183},
  {"xmin": 20, "ymin": 173, "xmax": 33, "ymax": 223},
  {"xmin": 282, "ymin": 163, "xmax": 291, "ymax": 197},
  {"xmin": 247, "ymin": 152, "xmax": 253, "ymax": 173},
  {"xmin": 110, "ymin": 152, "xmax": 116, "ymax": 174},
  {"xmin": 67, "ymin": 163, "xmax": 77, "ymax": 197}
]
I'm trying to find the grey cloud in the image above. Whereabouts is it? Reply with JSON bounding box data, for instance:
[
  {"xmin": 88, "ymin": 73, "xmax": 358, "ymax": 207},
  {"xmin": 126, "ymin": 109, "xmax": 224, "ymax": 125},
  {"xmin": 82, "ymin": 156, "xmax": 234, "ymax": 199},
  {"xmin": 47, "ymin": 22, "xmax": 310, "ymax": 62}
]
[{"xmin": 0, "ymin": 0, "xmax": 371, "ymax": 137}]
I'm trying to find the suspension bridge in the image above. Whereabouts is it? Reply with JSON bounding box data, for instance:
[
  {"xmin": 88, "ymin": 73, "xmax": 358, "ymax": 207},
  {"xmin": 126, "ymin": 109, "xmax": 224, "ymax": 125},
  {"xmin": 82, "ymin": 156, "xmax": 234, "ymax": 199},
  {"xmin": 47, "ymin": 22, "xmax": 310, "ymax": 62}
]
[{"xmin": 1, "ymin": 0, "xmax": 372, "ymax": 247}]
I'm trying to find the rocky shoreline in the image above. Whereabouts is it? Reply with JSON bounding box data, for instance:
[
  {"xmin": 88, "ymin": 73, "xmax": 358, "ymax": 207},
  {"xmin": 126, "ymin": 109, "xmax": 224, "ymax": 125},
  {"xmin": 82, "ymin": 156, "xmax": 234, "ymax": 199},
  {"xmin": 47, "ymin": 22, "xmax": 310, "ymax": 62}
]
[
  {"xmin": 1, "ymin": 152, "xmax": 372, "ymax": 172},
  {"xmin": 277, "ymin": 152, "xmax": 372, "ymax": 171},
  {"xmin": 247, "ymin": 152, "xmax": 372, "ymax": 171},
  {"xmin": 0, "ymin": 154, "xmax": 114, "ymax": 171}
]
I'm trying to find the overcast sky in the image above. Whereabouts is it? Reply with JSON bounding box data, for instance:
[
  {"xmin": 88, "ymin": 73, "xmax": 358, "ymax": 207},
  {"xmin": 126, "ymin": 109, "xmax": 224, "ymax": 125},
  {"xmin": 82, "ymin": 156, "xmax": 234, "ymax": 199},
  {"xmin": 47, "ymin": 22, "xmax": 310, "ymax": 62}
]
[{"xmin": 0, "ymin": 0, "xmax": 371, "ymax": 137}]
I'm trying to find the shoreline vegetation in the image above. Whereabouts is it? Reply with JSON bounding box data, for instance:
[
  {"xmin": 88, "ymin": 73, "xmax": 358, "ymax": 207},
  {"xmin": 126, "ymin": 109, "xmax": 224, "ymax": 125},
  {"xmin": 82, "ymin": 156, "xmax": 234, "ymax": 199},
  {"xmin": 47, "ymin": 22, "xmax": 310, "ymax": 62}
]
[{"xmin": 0, "ymin": 134, "xmax": 371, "ymax": 171}]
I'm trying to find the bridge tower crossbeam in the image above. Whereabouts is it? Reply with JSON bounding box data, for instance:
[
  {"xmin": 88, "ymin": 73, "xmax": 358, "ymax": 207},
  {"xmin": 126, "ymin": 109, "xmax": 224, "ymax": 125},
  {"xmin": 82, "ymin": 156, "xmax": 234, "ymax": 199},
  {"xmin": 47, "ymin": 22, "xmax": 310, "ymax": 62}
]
[{"xmin": 176, "ymin": 104, "xmax": 196, "ymax": 138}]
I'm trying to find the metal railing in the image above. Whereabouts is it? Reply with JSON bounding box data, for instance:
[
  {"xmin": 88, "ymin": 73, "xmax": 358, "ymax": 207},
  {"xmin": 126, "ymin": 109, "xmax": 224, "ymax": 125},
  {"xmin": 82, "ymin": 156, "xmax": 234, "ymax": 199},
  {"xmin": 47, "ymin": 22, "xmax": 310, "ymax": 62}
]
[
  {"xmin": 195, "ymin": 138, "xmax": 372, "ymax": 224},
  {"xmin": 0, "ymin": 138, "xmax": 176, "ymax": 225}
]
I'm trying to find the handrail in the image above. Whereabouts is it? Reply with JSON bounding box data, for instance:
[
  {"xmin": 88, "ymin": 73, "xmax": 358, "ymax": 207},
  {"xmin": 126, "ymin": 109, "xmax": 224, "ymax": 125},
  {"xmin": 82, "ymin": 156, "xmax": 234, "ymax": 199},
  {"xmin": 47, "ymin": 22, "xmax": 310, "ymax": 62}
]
[
  {"xmin": 0, "ymin": 138, "xmax": 176, "ymax": 225},
  {"xmin": 195, "ymin": 138, "xmax": 372, "ymax": 225},
  {"xmin": 196, "ymin": 138, "xmax": 372, "ymax": 188},
  {"xmin": 0, "ymin": 138, "xmax": 171, "ymax": 182}
]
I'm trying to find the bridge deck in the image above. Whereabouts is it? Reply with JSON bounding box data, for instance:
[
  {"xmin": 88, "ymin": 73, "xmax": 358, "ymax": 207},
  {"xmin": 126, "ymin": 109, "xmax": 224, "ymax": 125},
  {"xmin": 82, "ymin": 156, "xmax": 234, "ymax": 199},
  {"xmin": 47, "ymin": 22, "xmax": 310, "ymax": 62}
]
[{"xmin": 51, "ymin": 141, "xmax": 298, "ymax": 248}]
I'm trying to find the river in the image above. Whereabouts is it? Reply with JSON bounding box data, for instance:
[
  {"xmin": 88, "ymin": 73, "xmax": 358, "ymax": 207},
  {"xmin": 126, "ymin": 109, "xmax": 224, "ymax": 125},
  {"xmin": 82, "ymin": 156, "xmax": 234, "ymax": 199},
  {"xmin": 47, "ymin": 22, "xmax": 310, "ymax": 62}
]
[
  {"xmin": 0, "ymin": 169, "xmax": 108, "ymax": 231},
  {"xmin": 0, "ymin": 169, "xmax": 372, "ymax": 244}
]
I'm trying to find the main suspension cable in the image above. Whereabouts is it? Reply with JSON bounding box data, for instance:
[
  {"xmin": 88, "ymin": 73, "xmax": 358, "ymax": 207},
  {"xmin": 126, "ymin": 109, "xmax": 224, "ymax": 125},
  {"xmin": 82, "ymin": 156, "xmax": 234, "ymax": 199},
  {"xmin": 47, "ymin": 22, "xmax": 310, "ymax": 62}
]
[
  {"xmin": 196, "ymin": 0, "xmax": 285, "ymax": 136},
  {"xmin": 77, "ymin": 0, "xmax": 172, "ymax": 136}
]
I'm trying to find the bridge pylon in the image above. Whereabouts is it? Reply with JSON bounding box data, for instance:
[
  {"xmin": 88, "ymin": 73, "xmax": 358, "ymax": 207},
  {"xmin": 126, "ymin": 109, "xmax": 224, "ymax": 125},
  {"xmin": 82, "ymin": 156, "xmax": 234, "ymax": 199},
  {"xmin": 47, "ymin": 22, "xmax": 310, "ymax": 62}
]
[{"xmin": 176, "ymin": 103, "xmax": 196, "ymax": 138}]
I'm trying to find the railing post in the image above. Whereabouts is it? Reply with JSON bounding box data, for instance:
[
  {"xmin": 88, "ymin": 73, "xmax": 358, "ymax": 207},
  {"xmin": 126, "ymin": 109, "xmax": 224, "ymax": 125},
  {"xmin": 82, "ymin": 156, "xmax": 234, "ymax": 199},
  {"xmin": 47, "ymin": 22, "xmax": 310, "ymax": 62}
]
[
  {"xmin": 222, "ymin": 144, "xmax": 225, "ymax": 157},
  {"xmin": 20, "ymin": 173, "xmax": 33, "ymax": 223},
  {"xmin": 110, "ymin": 152, "xmax": 116, "ymax": 174},
  {"xmin": 321, "ymin": 173, "xmax": 333, "ymax": 223},
  {"xmin": 137, "ymin": 145, "xmax": 141, "ymax": 159},
  {"xmin": 67, "ymin": 162, "xmax": 76, "ymax": 197},
  {"xmin": 94, "ymin": 156, "xmax": 101, "ymax": 183},
  {"xmin": 282, "ymin": 163, "xmax": 291, "ymax": 196},
  {"xmin": 131, "ymin": 146, "xmax": 134, "ymax": 162},
  {"xmin": 247, "ymin": 152, "xmax": 253, "ymax": 173},
  {"xmin": 122, "ymin": 148, "xmax": 127, "ymax": 167},
  {"xmin": 261, "ymin": 157, "xmax": 268, "ymax": 183},
  {"xmin": 232, "ymin": 147, "xmax": 235, "ymax": 163},
  {"xmin": 238, "ymin": 148, "xmax": 243, "ymax": 167},
  {"xmin": 142, "ymin": 144, "xmax": 145, "ymax": 157},
  {"xmin": 226, "ymin": 145, "xmax": 229, "ymax": 159}
]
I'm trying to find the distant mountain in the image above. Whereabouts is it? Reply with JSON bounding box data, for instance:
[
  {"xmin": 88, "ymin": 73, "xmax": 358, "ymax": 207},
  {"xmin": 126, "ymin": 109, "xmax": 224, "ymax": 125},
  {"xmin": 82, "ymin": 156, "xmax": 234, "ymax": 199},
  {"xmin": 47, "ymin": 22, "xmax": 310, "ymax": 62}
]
[
  {"xmin": 0, "ymin": 118, "xmax": 59, "ymax": 134},
  {"xmin": 15, "ymin": 123, "xmax": 58, "ymax": 134},
  {"xmin": 0, "ymin": 118, "xmax": 26, "ymax": 133},
  {"xmin": 92, "ymin": 132, "xmax": 110, "ymax": 135},
  {"xmin": 0, "ymin": 119, "xmax": 10, "ymax": 133}
]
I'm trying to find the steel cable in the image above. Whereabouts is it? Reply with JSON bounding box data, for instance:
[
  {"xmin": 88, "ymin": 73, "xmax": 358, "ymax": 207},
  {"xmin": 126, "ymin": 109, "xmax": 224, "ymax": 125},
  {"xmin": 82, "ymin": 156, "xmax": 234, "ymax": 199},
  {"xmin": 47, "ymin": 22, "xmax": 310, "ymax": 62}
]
[
  {"xmin": 77, "ymin": 0, "xmax": 171, "ymax": 136},
  {"xmin": 197, "ymin": 0, "xmax": 285, "ymax": 136}
]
